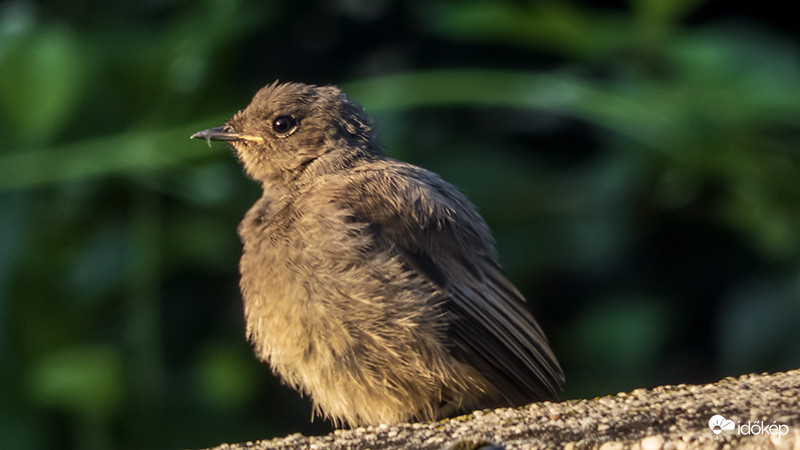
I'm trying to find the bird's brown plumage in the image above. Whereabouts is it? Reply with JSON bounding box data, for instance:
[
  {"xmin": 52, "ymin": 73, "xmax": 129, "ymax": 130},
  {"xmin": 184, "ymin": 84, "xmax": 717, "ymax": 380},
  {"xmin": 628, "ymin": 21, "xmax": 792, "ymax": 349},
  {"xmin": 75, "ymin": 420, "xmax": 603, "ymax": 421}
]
[{"xmin": 191, "ymin": 81, "xmax": 564, "ymax": 427}]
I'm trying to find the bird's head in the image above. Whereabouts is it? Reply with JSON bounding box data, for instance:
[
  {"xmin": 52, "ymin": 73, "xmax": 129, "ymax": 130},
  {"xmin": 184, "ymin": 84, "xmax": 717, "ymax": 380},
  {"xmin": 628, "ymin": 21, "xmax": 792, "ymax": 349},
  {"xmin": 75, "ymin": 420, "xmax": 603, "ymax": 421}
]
[{"xmin": 192, "ymin": 81, "xmax": 378, "ymax": 184}]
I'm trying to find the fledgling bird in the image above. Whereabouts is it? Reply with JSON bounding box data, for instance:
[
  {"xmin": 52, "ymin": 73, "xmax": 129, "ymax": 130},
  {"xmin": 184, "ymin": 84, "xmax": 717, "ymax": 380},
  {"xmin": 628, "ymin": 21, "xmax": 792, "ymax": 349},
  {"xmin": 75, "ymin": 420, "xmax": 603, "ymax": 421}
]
[{"xmin": 191, "ymin": 81, "xmax": 564, "ymax": 427}]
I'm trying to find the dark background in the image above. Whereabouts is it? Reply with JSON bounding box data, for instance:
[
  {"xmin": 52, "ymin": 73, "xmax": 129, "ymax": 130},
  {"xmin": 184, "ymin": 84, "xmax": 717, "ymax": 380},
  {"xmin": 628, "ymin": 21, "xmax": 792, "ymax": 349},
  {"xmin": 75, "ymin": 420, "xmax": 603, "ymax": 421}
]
[{"xmin": 1, "ymin": 0, "xmax": 799, "ymax": 449}]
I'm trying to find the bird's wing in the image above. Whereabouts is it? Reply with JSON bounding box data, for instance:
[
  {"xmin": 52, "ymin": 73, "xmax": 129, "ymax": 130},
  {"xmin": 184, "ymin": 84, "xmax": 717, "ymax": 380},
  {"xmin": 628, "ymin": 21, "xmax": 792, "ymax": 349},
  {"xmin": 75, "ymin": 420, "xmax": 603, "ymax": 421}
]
[{"xmin": 341, "ymin": 161, "xmax": 564, "ymax": 405}]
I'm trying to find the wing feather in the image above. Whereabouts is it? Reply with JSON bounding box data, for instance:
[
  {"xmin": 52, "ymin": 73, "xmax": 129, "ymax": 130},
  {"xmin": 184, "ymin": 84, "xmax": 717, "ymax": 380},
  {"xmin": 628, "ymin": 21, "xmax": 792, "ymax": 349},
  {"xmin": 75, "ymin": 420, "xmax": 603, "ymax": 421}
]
[{"xmin": 343, "ymin": 161, "xmax": 564, "ymax": 405}]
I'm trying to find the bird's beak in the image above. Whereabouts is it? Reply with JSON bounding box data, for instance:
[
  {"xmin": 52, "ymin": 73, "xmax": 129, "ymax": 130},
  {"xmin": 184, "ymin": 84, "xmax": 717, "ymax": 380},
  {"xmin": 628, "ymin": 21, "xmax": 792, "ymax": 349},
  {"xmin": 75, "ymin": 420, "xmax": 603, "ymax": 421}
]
[{"xmin": 190, "ymin": 126, "xmax": 263, "ymax": 143}]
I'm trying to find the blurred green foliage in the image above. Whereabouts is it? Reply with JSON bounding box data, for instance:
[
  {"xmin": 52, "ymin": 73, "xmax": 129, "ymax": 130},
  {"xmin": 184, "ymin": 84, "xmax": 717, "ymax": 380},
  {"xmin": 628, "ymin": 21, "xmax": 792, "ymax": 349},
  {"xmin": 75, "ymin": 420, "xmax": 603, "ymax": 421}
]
[{"xmin": 1, "ymin": 0, "xmax": 799, "ymax": 449}]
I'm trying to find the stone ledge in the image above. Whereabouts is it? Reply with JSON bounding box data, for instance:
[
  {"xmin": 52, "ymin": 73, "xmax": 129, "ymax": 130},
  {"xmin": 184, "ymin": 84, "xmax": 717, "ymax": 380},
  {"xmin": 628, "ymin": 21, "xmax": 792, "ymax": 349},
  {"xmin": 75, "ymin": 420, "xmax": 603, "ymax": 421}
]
[{"xmin": 210, "ymin": 369, "xmax": 800, "ymax": 449}]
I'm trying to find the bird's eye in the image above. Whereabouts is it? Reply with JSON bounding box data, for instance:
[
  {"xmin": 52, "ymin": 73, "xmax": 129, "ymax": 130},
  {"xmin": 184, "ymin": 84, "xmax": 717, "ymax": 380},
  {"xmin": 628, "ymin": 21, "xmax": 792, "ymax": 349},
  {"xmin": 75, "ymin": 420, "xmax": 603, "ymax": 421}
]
[{"xmin": 272, "ymin": 115, "xmax": 298, "ymax": 136}]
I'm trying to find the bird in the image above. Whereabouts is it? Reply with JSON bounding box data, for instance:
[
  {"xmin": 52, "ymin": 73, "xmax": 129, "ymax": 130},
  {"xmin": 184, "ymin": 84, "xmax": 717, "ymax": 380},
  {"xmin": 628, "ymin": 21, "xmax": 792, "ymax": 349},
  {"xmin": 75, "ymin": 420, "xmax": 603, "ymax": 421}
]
[{"xmin": 190, "ymin": 81, "xmax": 564, "ymax": 427}]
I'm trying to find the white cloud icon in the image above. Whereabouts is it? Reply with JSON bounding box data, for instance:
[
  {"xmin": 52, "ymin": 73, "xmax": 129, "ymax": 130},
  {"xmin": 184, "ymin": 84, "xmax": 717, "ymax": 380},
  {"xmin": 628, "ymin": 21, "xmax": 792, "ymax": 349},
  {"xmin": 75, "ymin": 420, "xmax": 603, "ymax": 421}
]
[{"xmin": 708, "ymin": 415, "xmax": 735, "ymax": 435}]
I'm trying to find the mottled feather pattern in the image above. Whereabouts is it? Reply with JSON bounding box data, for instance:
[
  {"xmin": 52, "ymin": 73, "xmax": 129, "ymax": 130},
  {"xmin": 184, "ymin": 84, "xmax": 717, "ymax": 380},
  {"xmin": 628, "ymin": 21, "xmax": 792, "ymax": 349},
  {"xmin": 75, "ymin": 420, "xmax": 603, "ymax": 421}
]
[{"xmin": 193, "ymin": 81, "xmax": 564, "ymax": 427}]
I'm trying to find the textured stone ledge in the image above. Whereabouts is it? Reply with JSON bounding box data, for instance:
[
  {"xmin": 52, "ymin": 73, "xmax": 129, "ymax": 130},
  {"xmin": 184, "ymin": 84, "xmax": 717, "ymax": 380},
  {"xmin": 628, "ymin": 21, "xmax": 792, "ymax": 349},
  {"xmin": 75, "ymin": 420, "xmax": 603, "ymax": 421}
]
[{"xmin": 210, "ymin": 369, "xmax": 800, "ymax": 449}]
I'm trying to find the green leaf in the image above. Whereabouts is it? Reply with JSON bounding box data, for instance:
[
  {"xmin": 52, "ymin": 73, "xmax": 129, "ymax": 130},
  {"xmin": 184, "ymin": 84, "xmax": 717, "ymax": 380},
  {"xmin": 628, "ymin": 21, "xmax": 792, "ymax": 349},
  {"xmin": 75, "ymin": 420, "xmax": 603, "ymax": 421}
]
[
  {"xmin": 0, "ymin": 26, "xmax": 85, "ymax": 145},
  {"xmin": 29, "ymin": 345, "xmax": 124, "ymax": 419}
]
